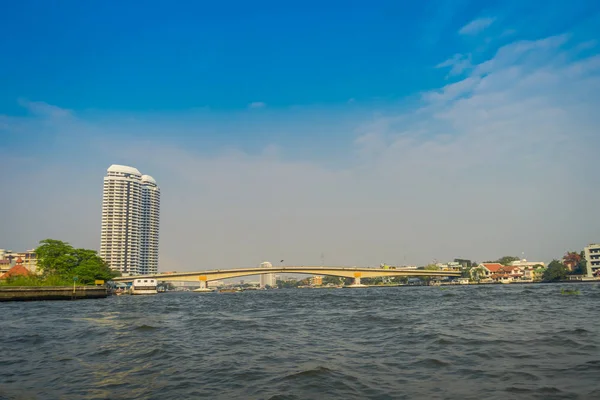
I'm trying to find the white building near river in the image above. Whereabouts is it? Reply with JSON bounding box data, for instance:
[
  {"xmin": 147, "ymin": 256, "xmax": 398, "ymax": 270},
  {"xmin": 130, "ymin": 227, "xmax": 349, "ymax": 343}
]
[
  {"xmin": 100, "ymin": 165, "xmax": 160, "ymax": 276},
  {"xmin": 584, "ymin": 244, "xmax": 600, "ymax": 277},
  {"xmin": 259, "ymin": 261, "xmax": 276, "ymax": 288}
]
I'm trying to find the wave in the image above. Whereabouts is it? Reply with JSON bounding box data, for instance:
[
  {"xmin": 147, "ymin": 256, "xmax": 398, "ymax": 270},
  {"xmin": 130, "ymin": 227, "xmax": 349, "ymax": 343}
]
[
  {"xmin": 134, "ymin": 324, "xmax": 159, "ymax": 331},
  {"xmin": 410, "ymin": 358, "xmax": 451, "ymax": 368},
  {"xmin": 283, "ymin": 366, "xmax": 335, "ymax": 380}
]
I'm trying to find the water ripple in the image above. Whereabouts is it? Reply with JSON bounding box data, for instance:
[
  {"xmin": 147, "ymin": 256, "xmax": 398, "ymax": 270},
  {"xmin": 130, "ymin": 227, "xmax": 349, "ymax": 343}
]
[{"xmin": 1, "ymin": 284, "xmax": 600, "ymax": 399}]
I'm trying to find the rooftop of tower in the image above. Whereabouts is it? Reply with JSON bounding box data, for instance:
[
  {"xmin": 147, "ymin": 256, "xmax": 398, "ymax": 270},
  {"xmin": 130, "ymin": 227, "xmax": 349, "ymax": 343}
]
[
  {"xmin": 107, "ymin": 164, "xmax": 141, "ymax": 176},
  {"xmin": 141, "ymin": 175, "xmax": 157, "ymax": 184}
]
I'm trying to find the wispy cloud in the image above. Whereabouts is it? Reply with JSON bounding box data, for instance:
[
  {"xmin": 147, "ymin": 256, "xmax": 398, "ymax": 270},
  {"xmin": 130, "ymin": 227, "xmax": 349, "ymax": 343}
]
[
  {"xmin": 576, "ymin": 39, "xmax": 597, "ymax": 51},
  {"xmin": 436, "ymin": 53, "xmax": 473, "ymax": 76},
  {"xmin": 459, "ymin": 17, "xmax": 496, "ymax": 35},
  {"xmin": 248, "ymin": 101, "xmax": 266, "ymax": 109},
  {"xmin": 17, "ymin": 98, "xmax": 72, "ymax": 118}
]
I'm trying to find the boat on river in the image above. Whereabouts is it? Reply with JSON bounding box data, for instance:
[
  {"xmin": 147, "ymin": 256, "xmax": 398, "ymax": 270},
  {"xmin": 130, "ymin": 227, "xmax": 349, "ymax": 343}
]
[
  {"xmin": 218, "ymin": 288, "xmax": 241, "ymax": 293},
  {"xmin": 130, "ymin": 278, "xmax": 158, "ymax": 295},
  {"xmin": 193, "ymin": 288, "xmax": 215, "ymax": 293}
]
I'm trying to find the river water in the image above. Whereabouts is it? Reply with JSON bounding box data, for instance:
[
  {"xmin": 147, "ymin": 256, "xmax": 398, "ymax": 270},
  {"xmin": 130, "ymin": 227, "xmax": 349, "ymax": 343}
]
[{"xmin": 1, "ymin": 283, "xmax": 599, "ymax": 399}]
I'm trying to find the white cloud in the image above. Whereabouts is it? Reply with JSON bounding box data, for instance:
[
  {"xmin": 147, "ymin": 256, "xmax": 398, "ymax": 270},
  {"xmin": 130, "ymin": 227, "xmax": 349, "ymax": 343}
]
[
  {"xmin": 17, "ymin": 98, "xmax": 72, "ymax": 118},
  {"xmin": 248, "ymin": 101, "xmax": 266, "ymax": 109},
  {"xmin": 2, "ymin": 33, "xmax": 600, "ymax": 270},
  {"xmin": 436, "ymin": 53, "xmax": 473, "ymax": 76},
  {"xmin": 459, "ymin": 17, "xmax": 496, "ymax": 35},
  {"xmin": 422, "ymin": 76, "xmax": 482, "ymax": 103},
  {"xmin": 576, "ymin": 39, "xmax": 597, "ymax": 51}
]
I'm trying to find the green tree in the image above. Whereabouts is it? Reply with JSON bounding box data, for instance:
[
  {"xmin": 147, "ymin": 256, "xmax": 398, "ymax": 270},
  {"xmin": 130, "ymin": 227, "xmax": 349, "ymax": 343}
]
[
  {"xmin": 494, "ymin": 256, "xmax": 520, "ymax": 265},
  {"xmin": 534, "ymin": 265, "xmax": 546, "ymax": 281},
  {"xmin": 36, "ymin": 239, "xmax": 79, "ymax": 276},
  {"xmin": 461, "ymin": 266, "xmax": 472, "ymax": 279},
  {"xmin": 543, "ymin": 260, "xmax": 568, "ymax": 282},
  {"xmin": 363, "ymin": 277, "xmax": 386, "ymax": 285},
  {"xmin": 277, "ymin": 279, "xmax": 302, "ymax": 289},
  {"xmin": 572, "ymin": 259, "xmax": 589, "ymax": 276},
  {"xmin": 35, "ymin": 239, "xmax": 119, "ymax": 284},
  {"xmin": 74, "ymin": 248, "xmax": 116, "ymax": 281},
  {"xmin": 470, "ymin": 265, "xmax": 487, "ymax": 282},
  {"xmin": 563, "ymin": 251, "xmax": 581, "ymax": 270},
  {"xmin": 454, "ymin": 259, "xmax": 473, "ymax": 269},
  {"xmin": 322, "ymin": 275, "xmax": 344, "ymax": 286}
]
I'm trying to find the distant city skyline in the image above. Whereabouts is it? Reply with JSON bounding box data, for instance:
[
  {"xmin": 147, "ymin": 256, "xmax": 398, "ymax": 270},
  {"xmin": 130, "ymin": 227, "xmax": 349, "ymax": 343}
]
[{"xmin": 1, "ymin": 1, "xmax": 599, "ymax": 270}]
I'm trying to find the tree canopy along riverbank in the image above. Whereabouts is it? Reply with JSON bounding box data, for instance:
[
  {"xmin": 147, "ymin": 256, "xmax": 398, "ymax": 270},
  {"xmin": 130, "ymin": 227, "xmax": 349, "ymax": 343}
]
[{"xmin": 0, "ymin": 239, "xmax": 119, "ymax": 286}]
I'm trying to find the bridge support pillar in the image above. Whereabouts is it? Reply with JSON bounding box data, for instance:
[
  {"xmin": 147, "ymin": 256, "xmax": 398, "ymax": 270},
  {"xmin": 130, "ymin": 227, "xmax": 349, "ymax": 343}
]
[
  {"xmin": 198, "ymin": 280, "xmax": 207, "ymax": 289},
  {"xmin": 353, "ymin": 277, "xmax": 361, "ymax": 285}
]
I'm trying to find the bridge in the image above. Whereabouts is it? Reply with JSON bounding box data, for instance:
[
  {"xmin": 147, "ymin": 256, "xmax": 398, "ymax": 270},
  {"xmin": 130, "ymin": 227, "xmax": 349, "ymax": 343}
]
[{"xmin": 112, "ymin": 266, "xmax": 461, "ymax": 287}]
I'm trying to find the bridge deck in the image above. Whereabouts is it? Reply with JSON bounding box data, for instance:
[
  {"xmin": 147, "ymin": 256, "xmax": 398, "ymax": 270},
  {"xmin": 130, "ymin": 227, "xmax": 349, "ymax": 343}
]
[{"xmin": 113, "ymin": 266, "xmax": 461, "ymax": 282}]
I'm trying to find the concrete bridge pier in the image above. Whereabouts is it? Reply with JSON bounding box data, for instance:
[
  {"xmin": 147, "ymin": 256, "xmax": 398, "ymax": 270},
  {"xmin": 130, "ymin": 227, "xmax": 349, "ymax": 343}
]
[
  {"xmin": 198, "ymin": 280, "xmax": 207, "ymax": 289},
  {"xmin": 353, "ymin": 277, "xmax": 361, "ymax": 285}
]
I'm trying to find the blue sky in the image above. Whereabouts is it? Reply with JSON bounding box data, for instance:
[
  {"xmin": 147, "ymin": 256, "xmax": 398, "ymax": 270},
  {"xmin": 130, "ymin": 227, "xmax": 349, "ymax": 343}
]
[
  {"xmin": 1, "ymin": 1, "xmax": 600, "ymax": 268},
  {"xmin": 2, "ymin": 0, "xmax": 596, "ymax": 114}
]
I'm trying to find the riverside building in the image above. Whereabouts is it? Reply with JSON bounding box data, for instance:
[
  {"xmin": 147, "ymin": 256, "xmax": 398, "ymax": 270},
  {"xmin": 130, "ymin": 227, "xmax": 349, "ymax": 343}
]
[
  {"xmin": 584, "ymin": 244, "xmax": 600, "ymax": 277},
  {"xmin": 0, "ymin": 249, "xmax": 38, "ymax": 273},
  {"xmin": 100, "ymin": 165, "xmax": 160, "ymax": 276},
  {"xmin": 140, "ymin": 175, "xmax": 160, "ymax": 275},
  {"xmin": 259, "ymin": 261, "xmax": 276, "ymax": 288}
]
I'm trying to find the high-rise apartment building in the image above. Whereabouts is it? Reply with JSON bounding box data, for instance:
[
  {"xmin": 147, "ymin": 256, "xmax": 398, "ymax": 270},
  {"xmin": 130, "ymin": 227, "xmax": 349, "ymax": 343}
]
[
  {"xmin": 100, "ymin": 165, "xmax": 160, "ymax": 276},
  {"xmin": 259, "ymin": 261, "xmax": 276, "ymax": 288},
  {"xmin": 140, "ymin": 175, "xmax": 160, "ymax": 275},
  {"xmin": 584, "ymin": 244, "xmax": 600, "ymax": 277}
]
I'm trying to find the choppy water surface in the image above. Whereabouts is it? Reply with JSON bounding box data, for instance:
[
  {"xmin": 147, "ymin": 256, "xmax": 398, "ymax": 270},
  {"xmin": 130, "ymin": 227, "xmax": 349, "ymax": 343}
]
[{"xmin": 1, "ymin": 284, "xmax": 600, "ymax": 399}]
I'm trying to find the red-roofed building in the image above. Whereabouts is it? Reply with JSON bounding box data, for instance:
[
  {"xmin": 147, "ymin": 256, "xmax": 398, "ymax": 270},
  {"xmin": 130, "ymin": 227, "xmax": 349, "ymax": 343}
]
[
  {"xmin": 479, "ymin": 263, "xmax": 504, "ymax": 275},
  {"xmin": 484, "ymin": 264, "xmax": 525, "ymax": 283},
  {"xmin": 0, "ymin": 258, "xmax": 32, "ymax": 280},
  {"xmin": 475, "ymin": 263, "xmax": 526, "ymax": 283},
  {"xmin": 501, "ymin": 265, "xmax": 524, "ymax": 277},
  {"xmin": 0, "ymin": 248, "xmax": 38, "ymax": 273}
]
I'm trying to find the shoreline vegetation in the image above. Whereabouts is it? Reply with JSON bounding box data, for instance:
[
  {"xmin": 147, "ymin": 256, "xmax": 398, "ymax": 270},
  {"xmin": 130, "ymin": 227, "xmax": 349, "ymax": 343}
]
[
  {"xmin": 0, "ymin": 275, "xmax": 76, "ymax": 287},
  {"xmin": 0, "ymin": 239, "xmax": 120, "ymax": 287}
]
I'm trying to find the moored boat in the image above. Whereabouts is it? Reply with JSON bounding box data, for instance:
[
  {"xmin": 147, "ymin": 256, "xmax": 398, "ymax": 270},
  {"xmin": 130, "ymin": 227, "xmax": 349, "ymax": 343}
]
[
  {"xmin": 343, "ymin": 284, "xmax": 369, "ymax": 288},
  {"xmin": 193, "ymin": 288, "xmax": 215, "ymax": 293},
  {"xmin": 218, "ymin": 288, "xmax": 241, "ymax": 293},
  {"xmin": 130, "ymin": 278, "xmax": 158, "ymax": 295}
]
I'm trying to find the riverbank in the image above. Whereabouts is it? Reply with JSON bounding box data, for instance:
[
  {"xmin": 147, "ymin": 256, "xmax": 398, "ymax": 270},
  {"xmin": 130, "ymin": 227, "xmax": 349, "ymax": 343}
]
[{"xmin": 0, "ymin": 286, "xmax": 108, "ymax": 302}]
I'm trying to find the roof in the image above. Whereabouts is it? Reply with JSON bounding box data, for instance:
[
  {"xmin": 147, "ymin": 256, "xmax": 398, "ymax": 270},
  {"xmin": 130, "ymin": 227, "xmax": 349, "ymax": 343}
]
[
  {"xmin": 141, "ymin": 175, "xmax": 156, "ymax": 184},
  {"xmin": 0, "ymin": 264, "xmax": 31, "ymax": 279},
  {"xmin": 481, "ymin": 263, "xmax": 504, "ymax": 273},
  {"xmin": 107, "ymin": 164, "xmax": 141, "ymax": 176}
]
